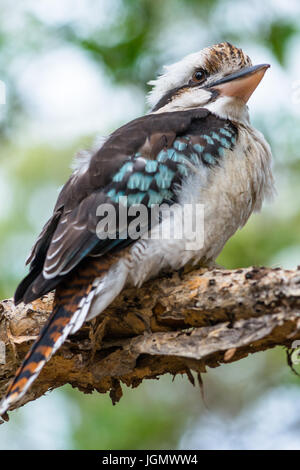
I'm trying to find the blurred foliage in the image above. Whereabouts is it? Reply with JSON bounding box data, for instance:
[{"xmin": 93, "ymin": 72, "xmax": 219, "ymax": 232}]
[
  {"xmin": 0, "ymin": 0, "xmax": 299, "ymax": 139},
  {"xmin": 1, "ymin": 0, "xmax": 300, "ymax": 450},
  {"xmin": 264, "ymin": 20, "xmax": 298, "ymax": 65},
  {"xmin": 66, "ymin": 377, "xmax": 191, "ymax": 450}
]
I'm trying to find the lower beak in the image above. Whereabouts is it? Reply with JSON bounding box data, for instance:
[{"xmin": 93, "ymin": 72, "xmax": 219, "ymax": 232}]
[{"xmin": 208, "ymin": 64, "xmax": 270, "ymax": 103}]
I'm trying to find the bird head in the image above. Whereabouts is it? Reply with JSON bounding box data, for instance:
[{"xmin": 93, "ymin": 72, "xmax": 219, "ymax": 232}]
[{"xmin": 148, "ymin": 42, "xmax": 269, "ymax": 123}]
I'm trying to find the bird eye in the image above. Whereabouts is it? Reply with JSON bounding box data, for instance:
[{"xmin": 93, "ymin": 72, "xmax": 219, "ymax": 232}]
[{"xmin": 192, "ymin": 69, "xmax": 206, "ymax": 83}]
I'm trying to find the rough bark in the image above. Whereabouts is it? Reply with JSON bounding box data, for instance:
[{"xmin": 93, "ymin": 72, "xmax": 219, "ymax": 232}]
[{"xmin": 1, "ymin": 265, "xmax": 300, "ymax": 418}]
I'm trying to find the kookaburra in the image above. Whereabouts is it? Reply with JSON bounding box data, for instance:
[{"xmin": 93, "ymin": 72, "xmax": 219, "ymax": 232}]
[{"xmin": 0, "ymin": 42, "xmax": 274, "ymax": 415}]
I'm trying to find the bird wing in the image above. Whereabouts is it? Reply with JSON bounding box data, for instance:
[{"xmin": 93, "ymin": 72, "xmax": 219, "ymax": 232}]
[{"xmin": 14, "ymin": 108, "xmax": 237, "ymax": 305}]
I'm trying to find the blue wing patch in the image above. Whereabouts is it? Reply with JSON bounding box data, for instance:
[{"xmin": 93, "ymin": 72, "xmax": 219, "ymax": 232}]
[{"xmin": 99, "ymin": 120, "xmax": 237, "ymax": 255}]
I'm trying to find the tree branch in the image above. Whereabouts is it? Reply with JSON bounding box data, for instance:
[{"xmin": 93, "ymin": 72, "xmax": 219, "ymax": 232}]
[{"xmin": 1, "ymin": 266, "xmax": 300, "ymax": 417}]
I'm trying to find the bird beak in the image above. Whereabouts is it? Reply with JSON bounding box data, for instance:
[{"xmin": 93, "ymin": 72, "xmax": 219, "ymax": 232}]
[{"xmin": 209, "ymin": 64, "xmax": 270, "ymax": 103}]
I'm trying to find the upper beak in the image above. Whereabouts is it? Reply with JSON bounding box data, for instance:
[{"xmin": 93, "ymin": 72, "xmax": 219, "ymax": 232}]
[{"xmin": 208, "ymin": 64, "xmax": 270, "ymax": 103}]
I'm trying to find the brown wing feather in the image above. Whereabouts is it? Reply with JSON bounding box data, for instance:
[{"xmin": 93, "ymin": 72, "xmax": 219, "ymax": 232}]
[{"xmin": 15, "ymin": 108, "xmax": 211, "ymax": 304}]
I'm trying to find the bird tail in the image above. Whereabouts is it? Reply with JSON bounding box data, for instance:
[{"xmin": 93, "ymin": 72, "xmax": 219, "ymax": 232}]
[{"xmin": 0, "ymin": 285, "xmax": 96, "ymax": 416}]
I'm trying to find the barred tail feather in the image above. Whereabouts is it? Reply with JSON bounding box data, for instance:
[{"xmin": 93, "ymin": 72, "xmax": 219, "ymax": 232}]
[
  {"xmin": 0, "ymin": 255, "xmax": 125, "ymax": 416},
  {"xmin": 0, "ymin": 288, "xmax": 96, "ymax": 416}
]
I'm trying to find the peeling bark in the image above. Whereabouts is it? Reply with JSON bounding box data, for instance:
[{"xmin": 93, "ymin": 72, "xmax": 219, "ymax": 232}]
[{"xmin": 1, "ymin": 266, "xmax": 300, "ymax": 417}]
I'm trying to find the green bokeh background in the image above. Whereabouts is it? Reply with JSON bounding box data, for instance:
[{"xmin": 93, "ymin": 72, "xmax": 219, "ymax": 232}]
[{"xmin": 0, "ymin": 0, "xmax": 300, "ymax": 450}]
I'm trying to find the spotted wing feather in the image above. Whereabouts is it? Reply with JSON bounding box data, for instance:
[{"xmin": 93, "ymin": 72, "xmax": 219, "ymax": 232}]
[{"xmin": 14, "ymin": 109, "xmax": 237, "ymax": 306}]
